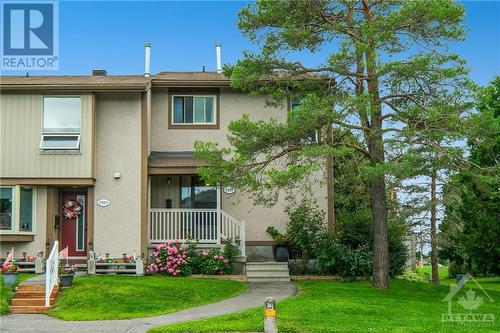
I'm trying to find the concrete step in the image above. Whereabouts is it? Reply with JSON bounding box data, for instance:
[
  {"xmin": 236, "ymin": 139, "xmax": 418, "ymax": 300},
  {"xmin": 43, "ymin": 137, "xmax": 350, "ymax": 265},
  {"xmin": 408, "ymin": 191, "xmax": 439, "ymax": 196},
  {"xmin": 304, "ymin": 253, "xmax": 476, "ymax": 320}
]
[
  {"xmin": 247, "ymin": 271, "xmax": 290, "ymax": 278},
  {"xmin": 9, "ymin": 305, "xmax": 51, "ymax": 314},
  {"xmin": 246, "ymin": 261, "xmax": 290, "ymax": 282},
  {"xmin": 246, "ymin": 265, "xmax": 289, "ymax": 272},
  {"xmin": 11, "ymin": 298, "xmax": 56, "ymax": 306},
  {"xmin": 247, "ymin": 276, "xmax": 291, "ymax": 283},
  {"xmin": 247, "ymin": 261, "xmax": 288, "ymax": 265}
]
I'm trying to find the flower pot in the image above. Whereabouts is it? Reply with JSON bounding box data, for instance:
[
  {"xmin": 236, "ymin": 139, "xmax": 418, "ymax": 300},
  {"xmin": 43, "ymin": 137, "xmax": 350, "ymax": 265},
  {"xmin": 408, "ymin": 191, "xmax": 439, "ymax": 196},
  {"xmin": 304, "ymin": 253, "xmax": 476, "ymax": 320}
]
[
  {"xmin": 2, "ymin": 272, "xmax": 18, "ymax": 285},
  {"xmin": 273, "ymin": 244, "xmax": 289, "ymax": 262},
  {"xmin": 59, "ymin": 274, "xmax": 74, "ymax": 287}
]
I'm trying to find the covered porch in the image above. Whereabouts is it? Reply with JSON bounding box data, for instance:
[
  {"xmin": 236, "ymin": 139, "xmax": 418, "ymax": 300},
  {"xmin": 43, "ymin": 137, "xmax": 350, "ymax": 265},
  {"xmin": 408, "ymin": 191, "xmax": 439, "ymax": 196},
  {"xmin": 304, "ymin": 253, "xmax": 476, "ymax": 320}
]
[{"xmin": 148, "ymin": 174, "xmax": 245, "ymax": 255}]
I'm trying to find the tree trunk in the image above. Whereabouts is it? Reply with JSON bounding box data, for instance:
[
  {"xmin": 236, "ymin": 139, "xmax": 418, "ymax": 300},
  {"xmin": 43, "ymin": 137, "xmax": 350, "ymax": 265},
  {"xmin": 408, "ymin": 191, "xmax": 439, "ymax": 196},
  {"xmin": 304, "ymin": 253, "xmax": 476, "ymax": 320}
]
[
  {"xmin": 370, "ymin": 174, "xmax": 390, "ymax": 288},
  {"xmin": 362, "ymin": 1, "xmax": 390, "ymax": 289},
  {"xmin": 430, "ymin": 170, "xmax": 440, "ymax": 285}
]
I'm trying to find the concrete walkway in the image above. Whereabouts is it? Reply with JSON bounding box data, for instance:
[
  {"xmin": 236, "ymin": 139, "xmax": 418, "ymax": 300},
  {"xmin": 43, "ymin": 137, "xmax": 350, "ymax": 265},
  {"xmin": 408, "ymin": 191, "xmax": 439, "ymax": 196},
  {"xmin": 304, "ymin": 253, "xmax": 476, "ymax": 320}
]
[{"xmin": 1, "ymin": 282, "xmax": 297, "ymax": 333}]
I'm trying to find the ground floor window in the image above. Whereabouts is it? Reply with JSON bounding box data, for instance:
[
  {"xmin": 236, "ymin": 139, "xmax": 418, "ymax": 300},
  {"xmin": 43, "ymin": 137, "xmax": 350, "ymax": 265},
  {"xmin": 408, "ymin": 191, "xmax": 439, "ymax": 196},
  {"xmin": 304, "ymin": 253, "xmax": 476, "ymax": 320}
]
[
  {"xmin": 0, "ymin": 187, "xmax": 13, "ymax": 230},
  {"xmin": 0, "ymin": 186, "xmax": 35, "ymax": 234},
  {"xmin": 150, "ymin": 175, "xmax": 218, "ymax": 209}
]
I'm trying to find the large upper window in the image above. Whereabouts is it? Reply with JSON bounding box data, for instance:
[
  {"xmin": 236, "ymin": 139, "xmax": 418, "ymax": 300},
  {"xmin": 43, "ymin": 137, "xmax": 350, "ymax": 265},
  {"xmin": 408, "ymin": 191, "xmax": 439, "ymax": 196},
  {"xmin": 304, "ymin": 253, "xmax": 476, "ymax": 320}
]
[
  {"xmin": 172, "ymin": 96, "xmax": 216, "ymax": 125},
  {"xmin": 40, "ymin": 97, "xmax": 81, "ymax": 150}
]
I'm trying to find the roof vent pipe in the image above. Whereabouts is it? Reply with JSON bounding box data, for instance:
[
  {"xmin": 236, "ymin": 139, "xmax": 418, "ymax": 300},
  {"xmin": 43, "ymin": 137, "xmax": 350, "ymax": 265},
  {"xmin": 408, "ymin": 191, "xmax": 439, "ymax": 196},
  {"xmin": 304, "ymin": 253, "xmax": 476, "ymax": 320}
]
[
  {"xmin": 144, "ymin": 42, "xmax": 152, "ymax": 77},
  {"xmin": 215, "ymin": 42, "xmax": 222, "ymax": 73}
]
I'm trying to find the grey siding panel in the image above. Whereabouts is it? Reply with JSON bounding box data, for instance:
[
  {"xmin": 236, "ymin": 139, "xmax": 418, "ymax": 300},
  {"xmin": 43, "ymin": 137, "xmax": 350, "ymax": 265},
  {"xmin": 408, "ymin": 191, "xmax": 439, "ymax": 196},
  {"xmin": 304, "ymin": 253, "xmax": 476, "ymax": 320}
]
[{"xmin": 0, "ymin": 93, "xmax": 93, "ymax": 178}]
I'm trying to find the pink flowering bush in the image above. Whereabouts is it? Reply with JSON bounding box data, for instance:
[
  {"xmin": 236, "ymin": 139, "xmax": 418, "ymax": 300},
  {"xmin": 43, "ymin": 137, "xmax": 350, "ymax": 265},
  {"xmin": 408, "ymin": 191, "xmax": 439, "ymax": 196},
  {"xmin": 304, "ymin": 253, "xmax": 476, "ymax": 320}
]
[
  {"xmin": 146, "ymin": 241, "xmax": 191, "ymax": 276},
  {"xmin": 199, "ymin": 248, "xmax": 232, "ymax": 275},
  {"xmin": 1, "ymin": 263, "xmax": 18, "ymax": 273}
]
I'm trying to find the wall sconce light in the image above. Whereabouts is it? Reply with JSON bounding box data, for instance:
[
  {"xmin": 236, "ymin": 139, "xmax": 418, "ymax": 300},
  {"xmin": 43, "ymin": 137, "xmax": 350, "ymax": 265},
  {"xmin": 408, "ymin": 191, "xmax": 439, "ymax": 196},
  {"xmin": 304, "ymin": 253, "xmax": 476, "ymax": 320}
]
[
  {"xmin": 113, "ymin": 172, "xmax": 121, "ymax": 179},
  {"xmin": 166, "ymin": 177, "xmax": 172, "ymax": 185}
]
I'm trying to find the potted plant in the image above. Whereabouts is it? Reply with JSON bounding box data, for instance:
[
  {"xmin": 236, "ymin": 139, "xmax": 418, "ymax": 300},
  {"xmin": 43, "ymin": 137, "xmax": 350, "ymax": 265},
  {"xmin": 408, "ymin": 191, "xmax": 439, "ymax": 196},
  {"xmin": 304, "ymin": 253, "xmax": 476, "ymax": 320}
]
[
  {"xmin": 58, "ymin": 264, "xmax": 76, "ymax": 287},
  {"xmin": 1, "ymin": 262, "xmax": 18, "ymax": 285},
  {"xmin": 266, "ymin": 226, "xmax": 289, "ymax": 262}
]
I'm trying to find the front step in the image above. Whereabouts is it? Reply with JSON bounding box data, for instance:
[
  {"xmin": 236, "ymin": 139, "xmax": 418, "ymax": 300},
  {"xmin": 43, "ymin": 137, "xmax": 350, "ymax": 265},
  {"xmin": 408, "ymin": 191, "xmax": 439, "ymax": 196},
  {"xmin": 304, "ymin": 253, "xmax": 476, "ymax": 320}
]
[
  {"xmin": 9, "ymin": 306, "xmax": 51, "ymax": 314},
  {"xmin": 9, "ymin": 284, "xmax": 59, "ymax": 314},
  {"xmin": 246, "ymin": 262, "xmax": 290, "ymax": 282},
  {"xmin": 11, "ymin": 298, "xmax": 56, "ymax": 306}
]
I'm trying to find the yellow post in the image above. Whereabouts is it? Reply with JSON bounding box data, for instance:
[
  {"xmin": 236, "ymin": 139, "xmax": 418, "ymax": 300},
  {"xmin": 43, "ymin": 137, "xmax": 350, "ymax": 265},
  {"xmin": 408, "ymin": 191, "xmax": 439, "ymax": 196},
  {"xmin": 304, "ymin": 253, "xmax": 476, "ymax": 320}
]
[{"xmin": 264, "ymin": 297, "xmax": 277, "ymax": 333}]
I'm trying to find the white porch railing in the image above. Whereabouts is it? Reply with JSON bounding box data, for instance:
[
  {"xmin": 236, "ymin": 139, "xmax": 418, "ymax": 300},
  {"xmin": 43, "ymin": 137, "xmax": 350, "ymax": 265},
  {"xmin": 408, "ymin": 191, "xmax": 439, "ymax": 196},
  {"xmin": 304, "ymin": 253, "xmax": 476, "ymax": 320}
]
[
  {"xmin": 45, "ymin": 240, "xmax": 59, "ymax": 307},
  {"xmin": 149, "ymin": 209, "xmax": 245, "ymax": 256}
]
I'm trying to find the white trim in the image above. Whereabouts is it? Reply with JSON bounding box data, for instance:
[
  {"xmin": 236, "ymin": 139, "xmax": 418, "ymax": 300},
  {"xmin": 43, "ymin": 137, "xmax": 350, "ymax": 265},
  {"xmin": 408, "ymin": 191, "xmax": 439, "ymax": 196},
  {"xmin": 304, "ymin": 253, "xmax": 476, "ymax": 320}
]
[
  {"xmin": 40, "ymin": 134, "xmax": 81, "ymax": 150},
  {"xmin": 171, "ymin": 95, "xmax": 217, "ymax": 125},
  {"xmin": 75, "ymin": 195, "xmax": 85, "ymax": 252},
  {"xmin": 41, "ymin": 96, "xmax": 82, "ymax": 151}
]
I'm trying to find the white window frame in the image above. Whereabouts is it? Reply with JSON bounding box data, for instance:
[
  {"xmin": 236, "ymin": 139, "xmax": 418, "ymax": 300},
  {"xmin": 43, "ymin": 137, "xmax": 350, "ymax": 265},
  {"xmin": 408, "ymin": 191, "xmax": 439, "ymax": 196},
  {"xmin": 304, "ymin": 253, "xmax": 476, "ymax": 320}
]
[
  {"xmin": 39, "ymin": 134, "xmax": 81, "ymax": 150},
  {"xmin": 0, "ymin": 186, "xmax": 36, "ymax": 235},
  {"xmin": 171, "ymin": 95, "xmax": 217, "ymax": 125},
  {"xmin": 40, "ymin": 96, "xmax": 82, "ymax": 151}
]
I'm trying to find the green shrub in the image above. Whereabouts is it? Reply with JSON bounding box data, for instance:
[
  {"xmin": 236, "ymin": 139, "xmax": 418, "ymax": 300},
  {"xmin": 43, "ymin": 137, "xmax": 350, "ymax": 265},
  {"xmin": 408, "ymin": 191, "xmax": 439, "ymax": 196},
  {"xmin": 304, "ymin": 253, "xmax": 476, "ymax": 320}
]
[
  {"xmin": 285, "ymin": 200, "xmax": 326, "ymax": 260},
  {"xmin": 199, "ymin": 248, "xmax": 232, "ymax": 275},
  {"xmin": 223, "ymin": 237, "xmax": 240, "ymax": 260},
  {"xmin": 396, "ymin": 270, "xmax": 424, "ymax": 282},
  {"xmin": 448, "ymin": 261, "xmax": 467, "ymax": 278},
  {"xmin": 317, "ymin": 234, "xmax": 373, "ymax": 281},
  {"xmin": 336, "ymin": 218, "xmax": 408, "ymax": 277}
]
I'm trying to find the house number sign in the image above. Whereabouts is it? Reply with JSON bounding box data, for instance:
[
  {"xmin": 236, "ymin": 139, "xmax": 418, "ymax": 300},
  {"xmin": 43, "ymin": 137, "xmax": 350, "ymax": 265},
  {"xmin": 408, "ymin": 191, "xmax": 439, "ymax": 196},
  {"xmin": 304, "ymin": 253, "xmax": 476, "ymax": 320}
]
[
  {"xmin": 97, "ymin": 199, "xmax": 110, "ymax": 207},
  {"xmin": 223, "ymin": 186, "xmax": 236, "ymax": 194}
]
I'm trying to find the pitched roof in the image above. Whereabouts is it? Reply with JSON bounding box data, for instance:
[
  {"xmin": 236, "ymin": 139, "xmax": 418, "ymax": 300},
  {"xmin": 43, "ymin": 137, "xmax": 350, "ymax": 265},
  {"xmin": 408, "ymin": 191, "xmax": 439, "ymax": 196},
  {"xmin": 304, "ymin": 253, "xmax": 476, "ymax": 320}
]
[
  {"xmin": 0, "ymin": 71, "xmax": 231, "ymax": 91},
  {"xmin": 148, "ymin": 151, "xmax": 205, "ymax": 168},
  {"xmin": 0, "ymin": 75, "xmax": 150, "ymax": 91},
  {"xmin": 152, "ymin": 71, "xmax": 230, "ymax": 87}
]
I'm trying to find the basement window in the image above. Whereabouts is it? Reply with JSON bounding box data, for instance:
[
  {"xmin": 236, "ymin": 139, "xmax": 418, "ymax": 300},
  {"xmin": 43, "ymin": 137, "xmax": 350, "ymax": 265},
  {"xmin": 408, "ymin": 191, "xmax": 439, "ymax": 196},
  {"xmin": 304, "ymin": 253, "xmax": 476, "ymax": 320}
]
[{"xmin": 40, "ymin": 96, "xmax": 81, "ymax": 151}]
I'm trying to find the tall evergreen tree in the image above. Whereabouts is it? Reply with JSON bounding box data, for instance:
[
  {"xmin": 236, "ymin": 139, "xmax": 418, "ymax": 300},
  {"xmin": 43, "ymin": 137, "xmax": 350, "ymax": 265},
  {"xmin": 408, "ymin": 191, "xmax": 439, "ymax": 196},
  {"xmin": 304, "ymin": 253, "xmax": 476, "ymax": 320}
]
[{"xmin": 196, "ymin": 0, "xmax": 471, "ymax": 288}]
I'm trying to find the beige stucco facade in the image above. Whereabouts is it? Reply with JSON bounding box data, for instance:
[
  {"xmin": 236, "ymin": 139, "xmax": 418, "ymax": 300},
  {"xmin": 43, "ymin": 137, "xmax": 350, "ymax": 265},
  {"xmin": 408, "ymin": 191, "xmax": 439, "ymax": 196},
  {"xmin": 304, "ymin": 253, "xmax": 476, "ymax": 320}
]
[
  {"xmin": 93, "ymin": 93, "xmax": 142, "ymax": 257},
  {"xmin": 0, "ymin": 73, "xmax": 330, "ymax": 261}
]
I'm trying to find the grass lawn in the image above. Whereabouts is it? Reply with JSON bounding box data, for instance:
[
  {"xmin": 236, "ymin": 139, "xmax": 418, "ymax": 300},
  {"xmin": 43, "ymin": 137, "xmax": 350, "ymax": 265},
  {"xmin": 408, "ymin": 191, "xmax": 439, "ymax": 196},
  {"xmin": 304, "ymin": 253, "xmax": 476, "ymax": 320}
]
[
  {"xmin": 48, "ymin": 275, "xmax": 247, "ymax": 320},
  {"xmin": 416, "ymin": 265, "xmax": 449, "ymax": 281},
  {"xmin": 150, "ymin": 277, "xmax": 500, "ymax": 333},
  {"xmin": 1, "ymin": 273, "xmax": 35, "ymax": 314}
]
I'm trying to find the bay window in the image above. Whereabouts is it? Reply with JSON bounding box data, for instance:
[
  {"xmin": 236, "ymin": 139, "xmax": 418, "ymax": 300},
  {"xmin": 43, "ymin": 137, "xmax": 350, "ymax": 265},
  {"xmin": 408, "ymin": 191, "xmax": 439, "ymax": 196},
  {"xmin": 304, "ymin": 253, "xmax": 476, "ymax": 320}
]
[{"xmin": 40, "ymin": 96, "xmax": 81, "ymax": 150}]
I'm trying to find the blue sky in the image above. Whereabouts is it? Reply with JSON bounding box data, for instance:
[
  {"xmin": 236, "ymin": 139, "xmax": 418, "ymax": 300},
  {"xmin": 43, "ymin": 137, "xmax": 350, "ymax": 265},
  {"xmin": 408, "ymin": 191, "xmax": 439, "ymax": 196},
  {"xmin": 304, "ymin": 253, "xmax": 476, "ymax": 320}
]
[{"xmin": 4, "ymin": 1, "xmax": 500, "ymax": 86}]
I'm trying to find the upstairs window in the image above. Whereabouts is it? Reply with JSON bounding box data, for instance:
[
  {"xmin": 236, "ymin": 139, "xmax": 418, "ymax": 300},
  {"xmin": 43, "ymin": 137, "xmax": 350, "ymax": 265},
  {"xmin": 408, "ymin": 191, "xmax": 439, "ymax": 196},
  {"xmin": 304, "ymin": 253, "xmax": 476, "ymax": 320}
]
[
  {"xmin": 291, "ymin": 97, "xmax": 318, "ymax": 144},
  {"xmin": 172, "ymin": 96, "xmax": 216, "ymax": 125},
  {"xmin": 40, "ymin": 97, "xmax": 81, "ymax": 150}
]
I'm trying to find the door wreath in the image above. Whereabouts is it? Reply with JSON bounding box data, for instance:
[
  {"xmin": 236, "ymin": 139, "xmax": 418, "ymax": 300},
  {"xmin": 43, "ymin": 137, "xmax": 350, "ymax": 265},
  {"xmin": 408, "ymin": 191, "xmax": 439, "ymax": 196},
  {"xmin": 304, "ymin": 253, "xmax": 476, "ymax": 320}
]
[{"xmin": 62, "ymin": 200, "xmax": 82, "ymax": 220}]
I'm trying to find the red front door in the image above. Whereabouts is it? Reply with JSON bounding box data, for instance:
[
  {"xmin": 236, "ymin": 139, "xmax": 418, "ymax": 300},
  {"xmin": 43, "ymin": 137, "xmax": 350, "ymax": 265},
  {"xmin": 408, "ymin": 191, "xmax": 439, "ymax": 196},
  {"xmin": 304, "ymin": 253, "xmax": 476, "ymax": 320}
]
[{"xmin": 61, "ymin": 192, "xmax": 87, "ymax": 257}]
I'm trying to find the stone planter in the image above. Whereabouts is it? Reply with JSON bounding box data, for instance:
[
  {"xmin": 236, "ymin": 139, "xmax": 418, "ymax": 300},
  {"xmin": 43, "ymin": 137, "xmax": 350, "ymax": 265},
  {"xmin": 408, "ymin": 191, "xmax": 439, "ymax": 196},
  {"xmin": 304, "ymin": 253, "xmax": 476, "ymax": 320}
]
[
  {"xmin": 2, "ymin": 272, "xmax": 18, "ymax": 285},
  {"xmin": 59, "ymin": 274, "xmax": 74, "ymax": 287},
  {"xmin": 273, "ymin": 244, "xmax": 289, "ymax": 262}
]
